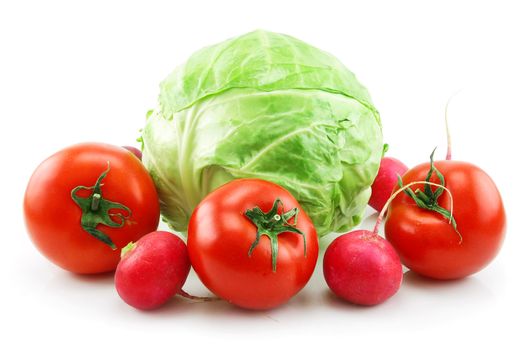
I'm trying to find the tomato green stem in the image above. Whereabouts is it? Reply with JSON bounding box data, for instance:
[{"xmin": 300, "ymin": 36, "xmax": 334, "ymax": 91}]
[
  {"xmin": 374, "ymin": 150, "xmax": 463, "ymax": 244},
  {"xmin": 373, "ymin": 180, "xmax": 456, "ymax": 236},
  {"xmin": 91, "ymin": 193, "xmax": 101, "ymax": 211},
  {"xmin": 71, "ymin": 162, "xmax": 131, "ymax": 250},
  {"xmin": 244, "ymin": 198, "xmax": 306, "ymax": 272}
]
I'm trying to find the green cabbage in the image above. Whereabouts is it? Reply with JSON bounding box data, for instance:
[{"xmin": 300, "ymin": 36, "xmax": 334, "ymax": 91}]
[{"xmin": 142, "ymin": 30, "xmax": 383, "ymax": 236}]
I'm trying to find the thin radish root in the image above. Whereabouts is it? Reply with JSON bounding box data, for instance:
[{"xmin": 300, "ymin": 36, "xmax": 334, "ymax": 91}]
[
  {"xmin": 445, "ymin": 99, "xmax": 452, "ymax": 161},
  {"xmin": 178, "ymin": 289, "xmax": 220, "ymax": 302},
  {"xmin": 445, "ymin": 90, "xmax": 462, "ymax": 161}
]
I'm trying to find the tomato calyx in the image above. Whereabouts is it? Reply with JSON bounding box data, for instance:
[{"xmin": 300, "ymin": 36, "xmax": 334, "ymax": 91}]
[
  {"xmin": 71, "ymin": 163, "xmax": 131, "ymax": 250},
  {"xmin": 245, "ymin": 198, "xmax": 306, "ymax": 272},
  {"xmin": 398, "ymin": 149, "xmax": 462, "ymax": 242}
]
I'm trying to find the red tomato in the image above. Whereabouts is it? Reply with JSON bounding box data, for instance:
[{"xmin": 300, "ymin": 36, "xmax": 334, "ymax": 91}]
[
  {"xmin": 385, "ymin": 160, "xmax": 506, "ymax": 279},
  {"xmin": 24, "ymin": 143, "xmax": 160, "ymax": 274},
  {"xmin": 187, "ymin": 179, "xmax": 319, "ymax": 310}
]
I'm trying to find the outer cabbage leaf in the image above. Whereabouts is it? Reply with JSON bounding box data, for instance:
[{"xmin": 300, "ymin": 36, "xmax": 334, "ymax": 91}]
[{"xmin": 142, "ymin": 30, "xmax": 382, "ymax": 236}]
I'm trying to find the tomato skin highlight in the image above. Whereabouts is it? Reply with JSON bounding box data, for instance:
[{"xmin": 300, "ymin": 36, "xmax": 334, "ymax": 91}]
[
  {"xmin": 187, "ymin": 179, "xmax": 319, "ymax": 310},
  {"xmin": 385, "ymin": 160, "xmax": 506, "ymax": 280},
  {"xmin": 115, "ymin": 231, "xmax": 190, "ymax": 310},
  {"xmin": 24, "ymin": 143, "xmax": 160, "ymax": 274}
]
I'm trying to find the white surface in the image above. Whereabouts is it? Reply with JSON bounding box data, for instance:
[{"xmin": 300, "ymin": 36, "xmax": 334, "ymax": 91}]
[{"xmin": 1, "ymin": 0, "xmax": 523, "ymax": 349}]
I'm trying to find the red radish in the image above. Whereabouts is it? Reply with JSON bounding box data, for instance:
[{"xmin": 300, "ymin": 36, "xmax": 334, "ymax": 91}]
[
  {"xmin": 123, "ymin": 146, "xmax": 142, "ymax": 160},
  {"xmin": 324, "ymin": 230, "xmax": 402, "ymax": 306},
  {"xmin": 324, "ymin": 181, "xmax": 454, "ymax": 306},
  {"xmin": 115, "ymin": 231, "xmax": 190, "ymax": 310},
  {"xmin": 369, "ymin": 157, "xmax": 408, "ymax": 212}
]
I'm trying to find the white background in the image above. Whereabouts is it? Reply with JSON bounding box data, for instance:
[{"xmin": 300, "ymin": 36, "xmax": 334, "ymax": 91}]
[{"xmin": 1, "ymin": 0, "xmax": 523, "ymax": 349}]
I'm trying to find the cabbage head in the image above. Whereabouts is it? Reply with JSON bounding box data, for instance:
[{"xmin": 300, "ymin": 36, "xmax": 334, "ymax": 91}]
[{"xmin": 142, "ymin": 30, "xmax": 383, "ymax": 237}]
